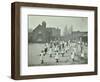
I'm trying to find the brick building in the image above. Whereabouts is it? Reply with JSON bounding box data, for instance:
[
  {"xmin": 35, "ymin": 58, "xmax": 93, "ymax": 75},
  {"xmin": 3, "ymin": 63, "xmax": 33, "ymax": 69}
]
[{"xmin": 29, "ymin": 21, "xmax": 61, "ymax": 43}]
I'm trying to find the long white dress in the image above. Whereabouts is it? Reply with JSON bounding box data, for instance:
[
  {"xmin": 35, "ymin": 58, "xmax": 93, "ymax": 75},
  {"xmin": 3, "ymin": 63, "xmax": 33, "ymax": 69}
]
[
  {"xmin": 40, "ymin": 52, "xmax": 44, "ymax": 61},
  {"xmin": 81, "ymin": 52, "xmax": 84, "ymax": 58},
  {"xmin": 55, "ymin": 53, "xmax": 59, "ymax": 60},
  {"xmin": 71, "ymin": 52, "xmax": 75, "ymax": 59}
]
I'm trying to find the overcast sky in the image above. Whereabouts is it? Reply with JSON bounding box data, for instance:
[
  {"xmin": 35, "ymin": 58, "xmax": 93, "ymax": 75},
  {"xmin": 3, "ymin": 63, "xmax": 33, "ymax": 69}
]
[{"xmin": 28, "ymin": 15, "xmax": 88, "ymax": 35}]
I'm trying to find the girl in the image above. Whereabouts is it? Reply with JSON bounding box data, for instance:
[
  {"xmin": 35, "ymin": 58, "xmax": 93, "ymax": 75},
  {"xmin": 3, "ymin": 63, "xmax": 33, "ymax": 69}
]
[
  {"xmin": 48, "ymin": 47, "xmax": 52, "ymax": 57},
  {"xmin": 55, "ymin": 51, "xmax": 59, "ymax": 63},
  {"xmin": 71, "ymin": 51, "xmax": 75, "ymax": 62},
  {"xmin": 40, "ymin": 50, "xmax": 44, "ymax": 64}
]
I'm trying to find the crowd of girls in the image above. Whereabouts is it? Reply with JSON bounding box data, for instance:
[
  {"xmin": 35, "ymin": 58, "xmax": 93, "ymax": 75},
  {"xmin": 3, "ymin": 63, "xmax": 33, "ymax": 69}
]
[{"xmin": 39, "ymin": 40, "xmax": 87, "ymax": 64}]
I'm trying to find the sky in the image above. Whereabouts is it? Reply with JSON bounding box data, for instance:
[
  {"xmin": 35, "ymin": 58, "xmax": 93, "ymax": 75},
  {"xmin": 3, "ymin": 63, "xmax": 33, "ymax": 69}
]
[{"xmin": 28, "ymin": 15, "xmax": 88, "ymax": 35}]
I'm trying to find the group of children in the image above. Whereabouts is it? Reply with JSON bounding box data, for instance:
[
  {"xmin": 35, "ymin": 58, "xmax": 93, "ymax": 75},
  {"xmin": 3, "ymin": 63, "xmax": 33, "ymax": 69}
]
[{"xmin": 39, "ymin": 40, "xmax": 87, "ymax": 64}]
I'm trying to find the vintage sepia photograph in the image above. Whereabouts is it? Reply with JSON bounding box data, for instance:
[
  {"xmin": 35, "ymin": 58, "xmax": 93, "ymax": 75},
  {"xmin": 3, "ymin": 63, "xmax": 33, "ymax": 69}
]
[
  {"xmin": 28, "ymin": 15, "xmax": 88, "ymax": 66},
  {"xmin": 11, "ymin": 2, "xmax": 98, "ymax": 79},
  {"xmin": 11, "ymin": 2, "xmax": 97, "ymax": 79}
]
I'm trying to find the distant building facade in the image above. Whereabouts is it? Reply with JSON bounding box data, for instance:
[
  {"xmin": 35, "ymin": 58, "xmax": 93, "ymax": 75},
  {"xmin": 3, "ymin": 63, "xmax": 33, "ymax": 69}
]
[
  {"xmin": 28, "ymin": 21, "xmax": 87, "ymax": 43},
  {"xmin": 62, "ymin": 31, "xmax": 87, "ymax": 43},
  {"xmin": 29, "ymin": 21, "xmax": 61, "ymax": 43}
]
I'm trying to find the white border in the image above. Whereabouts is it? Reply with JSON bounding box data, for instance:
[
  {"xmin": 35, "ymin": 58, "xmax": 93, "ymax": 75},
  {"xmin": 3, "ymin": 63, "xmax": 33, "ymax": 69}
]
[{"xmin": 20, "ymin": 7, "xmax": 95, "ymax": 75}]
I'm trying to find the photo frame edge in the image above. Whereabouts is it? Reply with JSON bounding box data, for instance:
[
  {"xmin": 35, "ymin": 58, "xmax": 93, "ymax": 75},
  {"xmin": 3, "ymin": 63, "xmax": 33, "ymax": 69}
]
[{"xmin": 11, "ymin": 2, "xmax": 98, "ymax": 80}]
